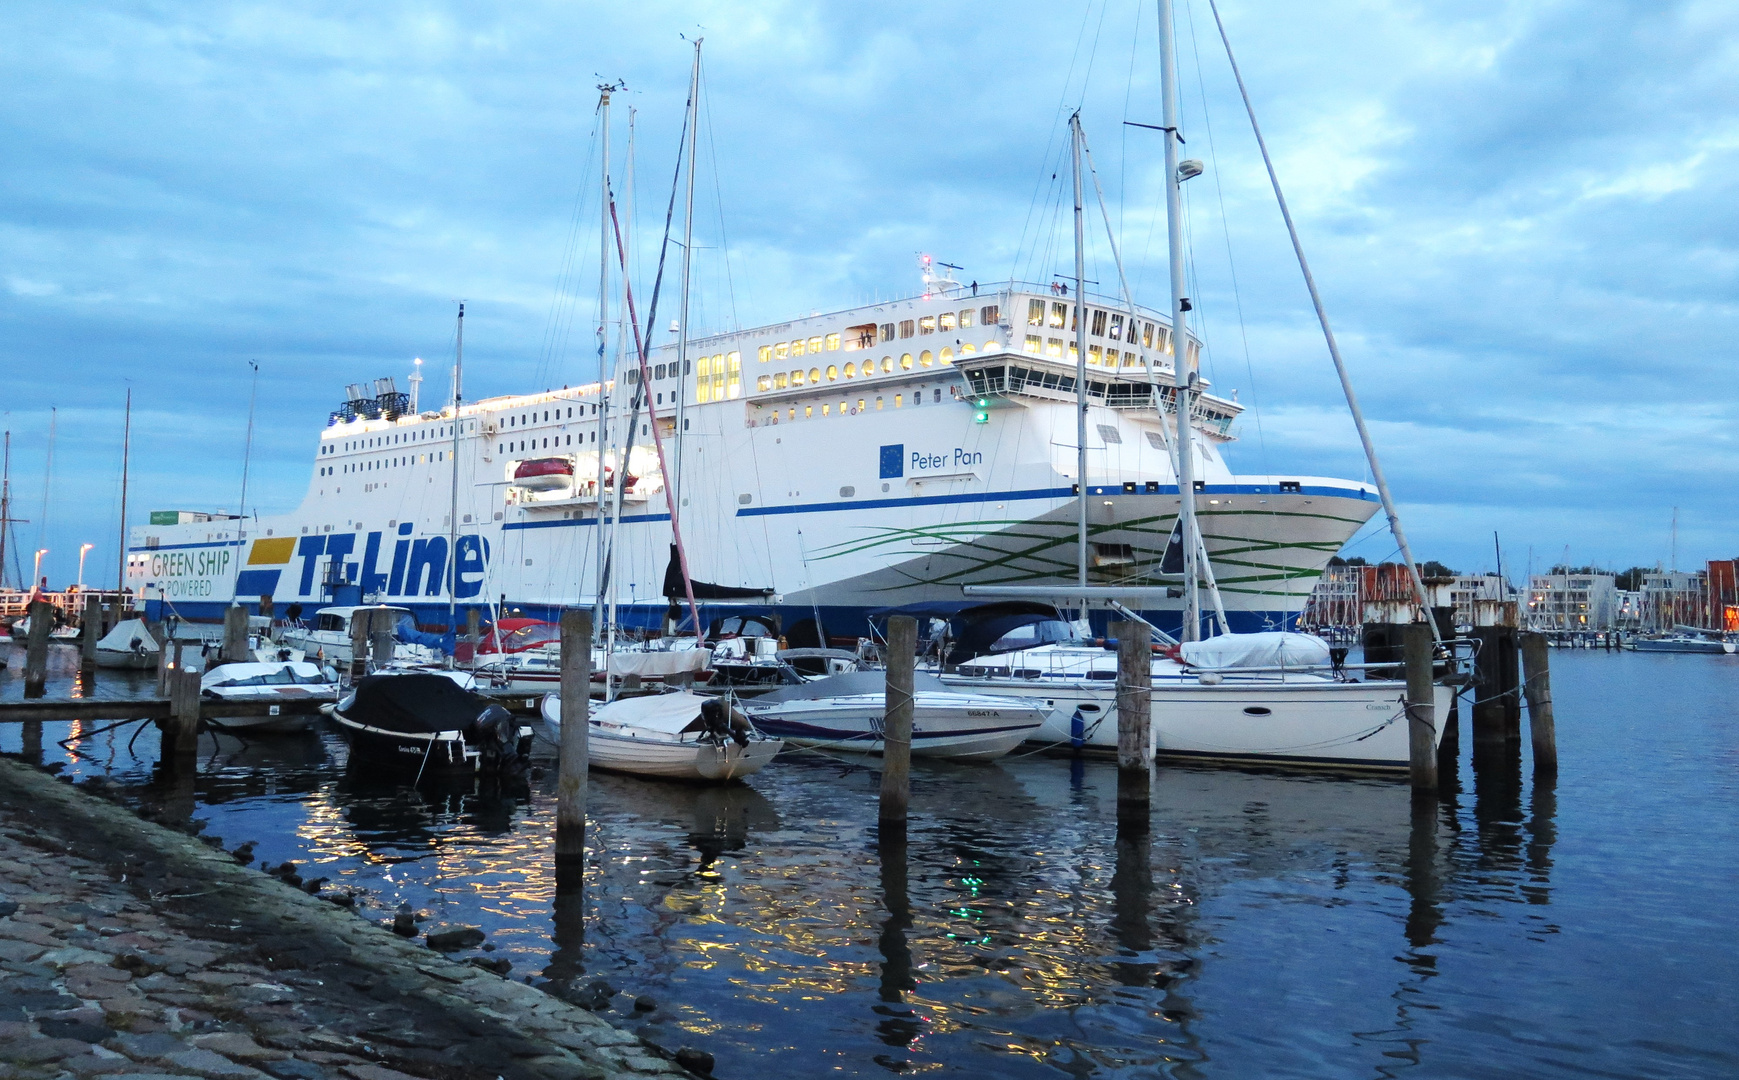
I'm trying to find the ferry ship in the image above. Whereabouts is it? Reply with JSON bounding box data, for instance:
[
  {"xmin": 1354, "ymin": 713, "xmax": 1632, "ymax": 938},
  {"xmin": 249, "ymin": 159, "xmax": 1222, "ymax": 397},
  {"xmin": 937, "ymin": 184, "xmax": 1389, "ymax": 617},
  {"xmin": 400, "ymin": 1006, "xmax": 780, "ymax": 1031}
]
[{"xmin": 128, "ymin": 276, "xmax": 1379, "ymax": 642}]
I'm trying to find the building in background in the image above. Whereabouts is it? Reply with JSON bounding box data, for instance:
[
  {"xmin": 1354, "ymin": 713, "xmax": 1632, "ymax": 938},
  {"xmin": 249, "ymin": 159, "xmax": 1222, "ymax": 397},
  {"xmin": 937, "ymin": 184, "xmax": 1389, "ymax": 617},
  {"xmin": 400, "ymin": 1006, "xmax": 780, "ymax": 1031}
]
[{"xmin": 1528, "ymin": 571, "xmax": 1619, "ymax": 631}]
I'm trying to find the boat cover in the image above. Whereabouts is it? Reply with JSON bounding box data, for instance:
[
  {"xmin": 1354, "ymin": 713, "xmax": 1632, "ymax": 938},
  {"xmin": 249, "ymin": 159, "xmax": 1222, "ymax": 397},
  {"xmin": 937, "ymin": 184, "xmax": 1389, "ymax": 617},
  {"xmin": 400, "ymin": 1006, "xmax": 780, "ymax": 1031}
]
[
  {"xmin": 591, "ymin": 691, "xmax": 711, "ymax": 736},
  {"xmin": 753, "ymin": 669, "xmax": 953, "ymax": 704},
  {"xmin": 97, "ymin": 619, "xmax": 159, "ymax": 653},
  {"xmin": 1178, "ymin": 632, "xmax": 1331, "ymax": 670},
  {"xmin": 344, "ymin": 674, "xmax": 495, "ymax": 734},
  {"xmin": 605, "ymin": 649, "xmax": 710, "ymax": 677}
]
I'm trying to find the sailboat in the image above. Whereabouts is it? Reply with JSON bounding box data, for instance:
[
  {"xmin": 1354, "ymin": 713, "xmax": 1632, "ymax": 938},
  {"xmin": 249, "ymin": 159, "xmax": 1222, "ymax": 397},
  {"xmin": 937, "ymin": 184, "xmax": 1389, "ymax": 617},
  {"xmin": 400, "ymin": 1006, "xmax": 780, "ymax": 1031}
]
[{"xmin": 934, "ymin": 0, "xmax": 1452, "ymax": 770}]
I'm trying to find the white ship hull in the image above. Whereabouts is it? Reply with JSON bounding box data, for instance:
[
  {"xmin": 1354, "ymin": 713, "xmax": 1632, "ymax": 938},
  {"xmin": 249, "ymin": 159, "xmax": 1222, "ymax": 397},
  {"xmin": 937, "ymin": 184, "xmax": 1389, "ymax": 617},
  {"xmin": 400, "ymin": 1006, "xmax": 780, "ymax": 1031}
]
[{"xmin": 127, "ymin": 285, "xmax": 1378, "ymax": 641}]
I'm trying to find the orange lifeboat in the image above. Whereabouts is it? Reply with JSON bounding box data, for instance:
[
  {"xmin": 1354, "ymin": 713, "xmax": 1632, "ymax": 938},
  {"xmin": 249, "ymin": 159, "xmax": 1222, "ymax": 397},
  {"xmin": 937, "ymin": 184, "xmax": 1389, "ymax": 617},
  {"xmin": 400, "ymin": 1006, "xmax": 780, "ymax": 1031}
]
[{"xmin": 513, "ymin": 457, "xmax": 573, "ymax": 492}]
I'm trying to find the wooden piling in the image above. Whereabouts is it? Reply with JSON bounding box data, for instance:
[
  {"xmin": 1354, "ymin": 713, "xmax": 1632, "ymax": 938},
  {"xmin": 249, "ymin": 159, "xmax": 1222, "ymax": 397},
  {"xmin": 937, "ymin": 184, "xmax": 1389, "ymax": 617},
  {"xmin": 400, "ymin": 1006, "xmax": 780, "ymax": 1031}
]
[
  {"xmin": 81, "ymin": 594, "xmax": 101, "ymax": 672},
  {"xmin": 221, "ymin": 603, "xmax": 249, "ymax": 664},
  {"xmin": 349, "ymin": 613, "xmax": 369, "ymax": 680},
  {"xmin": 1404, "ymin": 622, "xmax": 1437, "ymax": 794},
  {"xmin": 166, "ymin": 667, "xmax": 201, "ymax": 760},
  {"xmin": 22, "ymin": 600, "xmax": 52, "ymax": 698},
  {"xmin": 466, "ymin": 608, "xmax": 480, "ymax": 669},
  {"xmin": 1113, "ymin": 620, "xmax": 1153, "ymax": 816},
  {"xmin": 259, "ymin": 594, "xmax": 273, "ymax": 626},
  {"xmin": 555, "ymin": 609, "xmax": 592, "ymax": 864},
  {"xmin": 1520, "ymin": 632, "xmax": 1558, "ymax": 776},
  {"xmin": 880, "ymin": 615, "xmax": 917, "ymax": 826}
]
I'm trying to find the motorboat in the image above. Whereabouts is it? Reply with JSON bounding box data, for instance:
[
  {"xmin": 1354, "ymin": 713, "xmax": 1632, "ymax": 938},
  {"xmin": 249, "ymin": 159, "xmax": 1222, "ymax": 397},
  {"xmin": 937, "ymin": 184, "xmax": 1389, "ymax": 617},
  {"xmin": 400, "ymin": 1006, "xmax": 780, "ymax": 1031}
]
[
  {"xmin": 540, "ymin": 689, "xmax": 781, "ymax": 782},
  {"xmin": 7, "ymin": 615, "xmax": 80, "ymax": 643},
  {"xmin": 94, "ymin": 618, "xmax": 161, "ymax": 670},
  {"xmin": 1630, "ymin": 634, "xmax": 1735, "ymax": 654},
  {"xmin": 741, "ymin": 670, "xmax": 1046, "ymax": 762},
  {"xmin": 324, "ymin": 674, "xmax": 533, "ymax": 780},
  {"xmin": 199, "ymin": 660, "xmax": 339, "ymax": 733},
  {"xmin": 278, "ymin": 605, "xmax": 446, "ymax": 666}
]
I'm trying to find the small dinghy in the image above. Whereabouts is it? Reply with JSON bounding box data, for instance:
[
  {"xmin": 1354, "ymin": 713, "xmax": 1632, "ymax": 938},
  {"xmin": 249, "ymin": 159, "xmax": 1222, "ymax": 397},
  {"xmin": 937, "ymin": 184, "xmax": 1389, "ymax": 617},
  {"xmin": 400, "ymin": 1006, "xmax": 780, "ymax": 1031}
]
[
  {"xmin": 540, "ymin": 690, "xmax": 782, "ymax": 783},
  {"xmin": 200, "ymin": 661, "xmax": 339, "ymax": 734},
  {"xmin": 94, "ymin": 618, "xmax": 161, "ymax": 670},
  {"xmin": 741, "ymin": 670, "xmax": 1046, "ymax": 762},
  {"xmin": 325, "ymin": 674, "xmax": 533, "ymax": 781}
]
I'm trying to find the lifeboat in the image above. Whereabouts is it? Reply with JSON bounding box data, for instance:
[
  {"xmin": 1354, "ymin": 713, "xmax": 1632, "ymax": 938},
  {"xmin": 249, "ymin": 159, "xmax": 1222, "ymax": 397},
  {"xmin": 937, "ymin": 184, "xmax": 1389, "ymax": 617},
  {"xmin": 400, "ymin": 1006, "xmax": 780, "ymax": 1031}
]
[{"xmin": 513, "ymin": 457, "xmax": 574, "ymax": 491}]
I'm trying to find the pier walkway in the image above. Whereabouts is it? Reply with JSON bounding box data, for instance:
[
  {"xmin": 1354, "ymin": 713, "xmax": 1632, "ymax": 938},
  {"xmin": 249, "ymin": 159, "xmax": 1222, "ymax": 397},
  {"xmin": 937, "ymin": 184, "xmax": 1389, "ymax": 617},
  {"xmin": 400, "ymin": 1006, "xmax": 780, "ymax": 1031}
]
[{"xmin": 0, "ymin": 759, "xmax": 689, "ymax": 1080}]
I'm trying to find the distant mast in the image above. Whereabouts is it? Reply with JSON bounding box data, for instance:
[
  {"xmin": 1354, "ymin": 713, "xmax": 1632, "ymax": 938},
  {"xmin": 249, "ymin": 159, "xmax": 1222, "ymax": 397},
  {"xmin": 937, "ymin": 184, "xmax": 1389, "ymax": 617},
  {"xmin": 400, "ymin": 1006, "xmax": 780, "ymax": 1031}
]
[
  {"xmin": 593, "ymin": 82, "xmax": 614, "ymax": 633},
  {"xmin": 230, "ymin": 362, "xmax": 260, "ymax": 602},
  {"xmin": 0, "ymin": 431, "xmax": 12, "ymax": 589},
  {"xmin": 447, "ymin": 303, "xmax": 464, "ymax": 642},
  {"xmin": 116, "ymin": 391, "xmax": 131, "ymax": 605},
  {"xmin": 671, "ymin": 38, "xmax": 702, "ymax": 504}
]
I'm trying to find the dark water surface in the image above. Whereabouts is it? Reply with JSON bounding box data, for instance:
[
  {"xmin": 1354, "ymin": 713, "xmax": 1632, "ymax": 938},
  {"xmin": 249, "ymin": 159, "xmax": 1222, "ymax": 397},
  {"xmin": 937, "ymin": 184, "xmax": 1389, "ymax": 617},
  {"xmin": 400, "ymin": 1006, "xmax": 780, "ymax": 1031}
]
[{"xmin": 3, "ymin": 644, "xmax": 1736, "ymax": 1078}]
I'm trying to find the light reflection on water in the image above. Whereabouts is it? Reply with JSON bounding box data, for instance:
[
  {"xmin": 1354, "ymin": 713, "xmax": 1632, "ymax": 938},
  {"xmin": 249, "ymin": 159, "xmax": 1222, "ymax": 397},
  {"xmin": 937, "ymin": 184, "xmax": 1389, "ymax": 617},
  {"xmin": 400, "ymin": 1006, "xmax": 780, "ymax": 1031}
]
[{"xmin": 4, "ymin": 643, "xmax": 1738, "ymax": 1078}]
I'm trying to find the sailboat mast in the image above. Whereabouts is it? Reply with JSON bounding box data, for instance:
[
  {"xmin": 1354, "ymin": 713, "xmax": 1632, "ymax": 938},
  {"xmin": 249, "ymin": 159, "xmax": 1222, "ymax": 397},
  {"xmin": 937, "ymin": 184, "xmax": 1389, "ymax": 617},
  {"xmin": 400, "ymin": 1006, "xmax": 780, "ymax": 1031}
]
[
  {"xmin": 448, "ymin": 303, "xmax": 463, "ymax": 641},
  {"xmin": 1070, "ymin": 114, "xmax": 1089, "ymax": 594},
  {"xmin": 117, "ymin": 392, "xmax": 130, "ymax": 604},
  {"xmin": 0, "ymin": 431, "xmax": 10, "ymax": 591},
  {"xmin": 671, "ymin": 39, "xmax": 702, "ymax": 505},
  {"xmin": 592, "ymin": 85, "xmax": 613, "ymax": 631},
  {"xmin": 230, "ymin": 362, "xmax": 259, "ymax": 601},
  {"xmin": 1158, "ymin": 0, "xmax": 1200, "ymax": 642}
]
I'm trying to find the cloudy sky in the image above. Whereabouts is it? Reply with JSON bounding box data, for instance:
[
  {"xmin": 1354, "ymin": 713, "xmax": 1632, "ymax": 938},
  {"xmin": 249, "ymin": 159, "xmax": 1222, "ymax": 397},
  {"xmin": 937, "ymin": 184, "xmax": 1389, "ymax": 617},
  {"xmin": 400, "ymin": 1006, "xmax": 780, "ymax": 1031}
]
[{"xmin": 3, "ymin": 0, "xmax": 1735, "ymax": 589}]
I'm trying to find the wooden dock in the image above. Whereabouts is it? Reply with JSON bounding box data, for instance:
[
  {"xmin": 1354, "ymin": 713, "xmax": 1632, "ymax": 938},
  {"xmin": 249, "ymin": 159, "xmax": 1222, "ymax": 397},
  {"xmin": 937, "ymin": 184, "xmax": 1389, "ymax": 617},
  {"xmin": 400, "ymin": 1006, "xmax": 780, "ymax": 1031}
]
[{"xmin": 0, "ymin": 686, "xmax": 548, "ymax": 725}]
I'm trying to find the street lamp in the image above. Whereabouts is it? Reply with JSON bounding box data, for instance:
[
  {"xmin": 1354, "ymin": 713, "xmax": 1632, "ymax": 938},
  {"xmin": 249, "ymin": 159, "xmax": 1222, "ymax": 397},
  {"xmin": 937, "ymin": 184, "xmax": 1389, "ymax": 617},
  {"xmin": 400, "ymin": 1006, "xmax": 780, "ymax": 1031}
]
[
  {"xmin": 31, "ymin": 548, "xmax": 47, "ymax": 595},
  {"xmin": 77, "ymin": 543, "xmax": 94, "ymax": 591}
]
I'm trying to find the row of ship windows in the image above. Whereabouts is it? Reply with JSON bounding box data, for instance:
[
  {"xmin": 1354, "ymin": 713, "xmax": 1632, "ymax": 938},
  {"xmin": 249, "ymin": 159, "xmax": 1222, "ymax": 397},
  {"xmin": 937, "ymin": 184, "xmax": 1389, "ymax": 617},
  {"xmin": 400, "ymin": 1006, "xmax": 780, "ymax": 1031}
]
[
  {"xmin": 323, "ymin": 425, "xmax": 457, "ymax": 455},
  {"xmin": 751, "ymin": 343, "xmax": 999, "ymax": 393},
  {"xmin": 754, "ymin": 306, "xmax": 1002, "ymax": 363},
  {"xmin": 1027, "ymin": 299, "xmax": 1165, "ymax": 349},
  {"xmin": 319, "ymin": 451, "xmax": 447, "ymax": 476},
  {"xmin": 1022, "ymin": 336, "xmax": 1195, "ymax": 365},
  {"xmin": 756, "ymin": 387, "xmax": 954, "ymax": 425}
]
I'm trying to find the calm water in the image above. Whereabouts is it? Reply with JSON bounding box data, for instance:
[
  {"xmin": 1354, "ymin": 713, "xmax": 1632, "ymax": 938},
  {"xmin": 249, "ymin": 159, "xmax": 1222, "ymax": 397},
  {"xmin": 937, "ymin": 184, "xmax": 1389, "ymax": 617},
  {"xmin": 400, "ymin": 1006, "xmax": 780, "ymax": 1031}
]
[{"xmin": 3, "ymin": 643, "xmax": 1736, "ymax": 1078}]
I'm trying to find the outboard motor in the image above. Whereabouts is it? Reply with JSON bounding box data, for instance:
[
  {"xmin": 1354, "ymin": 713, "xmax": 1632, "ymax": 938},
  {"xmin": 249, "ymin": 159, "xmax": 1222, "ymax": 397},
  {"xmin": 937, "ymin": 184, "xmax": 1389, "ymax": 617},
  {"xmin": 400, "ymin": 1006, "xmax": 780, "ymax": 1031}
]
[
  {"xmin": 699, "ymin": 697, "xmax": 752, "ymax": 748},
  {"xmin": 466, "ymin": 703, "xmax": 522, "ymax": 774}
]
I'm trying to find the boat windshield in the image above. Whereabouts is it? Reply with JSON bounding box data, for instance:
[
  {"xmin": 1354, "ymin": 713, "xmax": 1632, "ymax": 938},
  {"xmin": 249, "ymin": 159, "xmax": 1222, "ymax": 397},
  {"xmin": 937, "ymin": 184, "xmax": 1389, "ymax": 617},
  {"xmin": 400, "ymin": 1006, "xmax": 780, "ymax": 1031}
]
[
  {"xmin": 506, "ymin": 625, "xmax": 561, "ymax": 650},
  {"xmin": 987, "ymin": 619, "xmax": 1080, "ymax": 654}
]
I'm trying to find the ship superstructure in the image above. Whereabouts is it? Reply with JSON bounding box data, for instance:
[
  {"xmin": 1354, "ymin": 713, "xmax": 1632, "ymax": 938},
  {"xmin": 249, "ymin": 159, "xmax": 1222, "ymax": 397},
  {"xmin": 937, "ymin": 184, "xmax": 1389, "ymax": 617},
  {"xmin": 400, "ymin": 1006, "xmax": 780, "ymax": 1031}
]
[{"xmin": 130, "ymin": 280, "xmax": 1377, "ymax": 640}]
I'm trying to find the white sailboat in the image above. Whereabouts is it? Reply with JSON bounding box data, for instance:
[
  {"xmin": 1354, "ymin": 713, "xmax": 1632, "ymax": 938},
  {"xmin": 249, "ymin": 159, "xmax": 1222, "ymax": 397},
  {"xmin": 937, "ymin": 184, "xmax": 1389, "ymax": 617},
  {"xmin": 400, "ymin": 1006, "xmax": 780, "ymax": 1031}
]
[{"xmin": 540, "ymin": 690, "xmax": 780, "ymax": 782}]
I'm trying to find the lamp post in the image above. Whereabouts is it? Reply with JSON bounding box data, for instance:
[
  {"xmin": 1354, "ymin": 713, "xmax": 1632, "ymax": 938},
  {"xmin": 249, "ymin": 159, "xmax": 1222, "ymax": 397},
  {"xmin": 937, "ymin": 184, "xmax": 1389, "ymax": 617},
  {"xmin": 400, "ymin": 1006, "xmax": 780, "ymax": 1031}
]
[
  {"xmin": 77, "ymin": 543, "xmax": 94, "ymax": 590},
  {"xmin": 32, "ymin": 548, "xmax": 47, "ymax": 595}
]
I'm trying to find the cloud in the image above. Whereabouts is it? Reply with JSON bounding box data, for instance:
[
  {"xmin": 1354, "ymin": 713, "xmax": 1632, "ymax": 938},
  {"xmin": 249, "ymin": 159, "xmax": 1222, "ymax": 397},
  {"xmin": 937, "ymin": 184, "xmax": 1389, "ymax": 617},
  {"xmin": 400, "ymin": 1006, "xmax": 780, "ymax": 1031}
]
[{"xmin": 1, "ymin": 0, "xmax": 1735, "ymax": 588}]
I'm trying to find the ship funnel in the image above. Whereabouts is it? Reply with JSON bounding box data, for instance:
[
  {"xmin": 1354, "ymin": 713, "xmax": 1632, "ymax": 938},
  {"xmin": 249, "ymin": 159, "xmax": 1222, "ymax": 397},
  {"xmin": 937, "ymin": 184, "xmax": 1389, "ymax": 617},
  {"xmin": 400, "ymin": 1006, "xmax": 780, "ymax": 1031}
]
[
  {"xmin": 374, "ymin": 376, "xmax": 398, "ymax": 396},
  {"xmin": 345, "ymin": 383, "xmax": 370, "ymax": 404}
]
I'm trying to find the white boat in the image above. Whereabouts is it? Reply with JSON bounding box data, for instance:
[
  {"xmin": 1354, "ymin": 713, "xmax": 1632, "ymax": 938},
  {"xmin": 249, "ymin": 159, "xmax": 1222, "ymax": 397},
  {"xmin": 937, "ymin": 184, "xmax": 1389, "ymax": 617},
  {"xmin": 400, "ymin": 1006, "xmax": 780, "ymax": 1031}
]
[
  {"xmin": 277, "ymin": 605, "xmax": 446, "ymax": 666},
  {"xmin": 7, "ymin": 615, "xmax": 80, "ymax": 643},
  {"xmin": 540, "ymin": 689, "xmax": 781, "ymax": 782},
  {"xmin": 1630, "ymin": 634, "xmax": 1736, "ymax": 654},
  {"xmin": 927, "ymin": 608, "xmax": 1449, "ymax": 769},
  {"xmin": 741, "ymin": 670, "xmax": 1046, "ymax": 762},
  {"xmin": 94, "ymin": 617, "xmax": 161, "ymax": 670},
  {"xmin": 200, "ymin": 661, "xmax": 339, "ymax": 733}
]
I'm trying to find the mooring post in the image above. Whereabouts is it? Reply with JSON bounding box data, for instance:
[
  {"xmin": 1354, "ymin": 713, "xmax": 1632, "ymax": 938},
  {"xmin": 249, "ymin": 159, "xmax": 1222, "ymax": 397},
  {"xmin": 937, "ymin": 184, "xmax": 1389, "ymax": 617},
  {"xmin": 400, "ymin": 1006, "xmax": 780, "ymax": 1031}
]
[
  {"xmin": 259, "ymin": 593, "xmax": 274, "ymax": 629},
  {"xmin": 1113, "ymin": 620, "xmax": 1153, "ymax": 818},
  {"xmin": 349, "ymin": 613, "xmax": 369, "ymax": 680},
  {"xmin": 880, "ymin": 615, "xmax": 917, "ymax": 826},
  {"xmin": 556, "ymin": 609, "xmax": 593, "ymax": 864},
  {"xmin": 1404, "ymin": 621, "xmax": 1437, "ymax": 794},
  {"xmin": 370, "ymin": 610, "xmax": 395, "ymax": 673},
  {"xmin": 466, "ymin": 608, "xmax": 480, "ymax": 669},
  {"xmin": 1520, "ymin": 632, "xmax": 1558, "ymax": 776},
  {"xmin": 81, "ymin": 594, "xmax": 102, "ymax": 672},
  {"xmin": 22, "ymin": 599, "xmax": 52, "ymax": 698},
  {"xmin": 167, "ymin": 666, "xmax": 201, "ymax": 761},
  {"xmin": 221, "ymin": 603, "xmax": 248, "ymax": 664}
]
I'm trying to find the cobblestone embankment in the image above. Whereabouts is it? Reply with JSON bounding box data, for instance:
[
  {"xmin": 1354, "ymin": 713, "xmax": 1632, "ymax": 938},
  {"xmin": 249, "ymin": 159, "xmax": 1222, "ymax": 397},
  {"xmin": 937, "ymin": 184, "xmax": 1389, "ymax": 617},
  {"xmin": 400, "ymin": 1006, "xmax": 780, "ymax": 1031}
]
[{"xmin": 0, "ymin": 759, "xmax": 692, "ymax": 1080}]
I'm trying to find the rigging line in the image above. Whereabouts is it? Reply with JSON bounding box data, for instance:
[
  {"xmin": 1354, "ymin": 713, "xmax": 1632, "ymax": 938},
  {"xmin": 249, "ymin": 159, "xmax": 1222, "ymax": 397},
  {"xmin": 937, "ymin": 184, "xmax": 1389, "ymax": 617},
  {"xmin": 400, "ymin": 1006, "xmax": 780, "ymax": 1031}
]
[
  {"xmin": 1076, "ymin": 0, "xmax": 1116, "ymax": 111},
  {"xmin": 607, "ymin": 194, "xmax": 704, "ymax": 647},
  {"xmin": 1120, "ymin": 0, "xmax": 1143, "ymax": 245},
  {"xmin": 1011, "ymin": 2, "xmax": 1104, "ymax": 283},
  {"xmin": 534, "ymin": 118, "xmax": 602, "ymax": 388},
  {"xmin": 698, "ymin": 63, "xmax": 740, "ymax": 332},
  {"xmin": 1206, "ymin": 0, "xmax": 1437, "ymax": 642}
]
